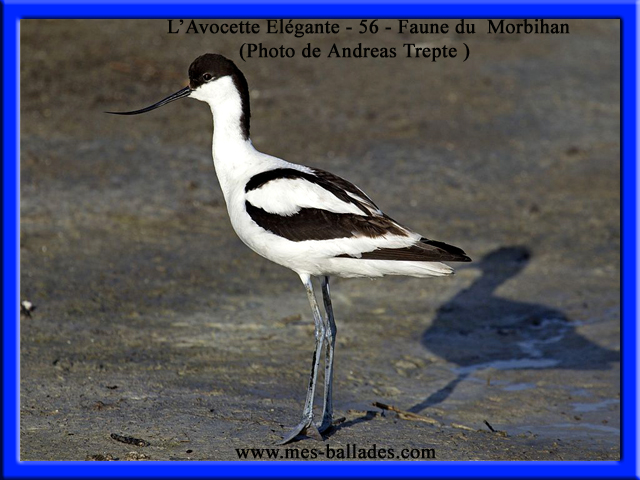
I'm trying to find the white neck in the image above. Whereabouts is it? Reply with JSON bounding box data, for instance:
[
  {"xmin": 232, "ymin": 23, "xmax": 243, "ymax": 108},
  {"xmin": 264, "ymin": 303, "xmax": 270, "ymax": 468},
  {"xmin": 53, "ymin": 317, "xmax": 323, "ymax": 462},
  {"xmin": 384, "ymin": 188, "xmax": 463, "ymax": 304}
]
[
  {"xmin": 210, "ymin": 96, "xmax": 251, "ymax": 159},
  {"xmin": 191, "ymin": 76, "xmax": 263, "ymax": 197},
  {"xmin": 210, "ymin": 101, "xmax": 257, "ymax": 196}
]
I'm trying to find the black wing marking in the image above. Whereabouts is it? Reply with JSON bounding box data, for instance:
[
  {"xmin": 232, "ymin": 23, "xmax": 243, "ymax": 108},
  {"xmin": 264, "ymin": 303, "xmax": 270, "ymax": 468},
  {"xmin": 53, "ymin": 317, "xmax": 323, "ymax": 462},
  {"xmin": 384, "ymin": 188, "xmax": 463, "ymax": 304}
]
[
  {"xmin": 309, "ymin": 167, "xmax": 380, "ymax": 212},
  {"xmin": 337, "ymin": 237, "xmax": 471, "ymax": 262},
  {"xmin": 245, "ymin": 168, "xmax": 373, "ymax": 215},
  {"xmin": 245, "ymin": 201, "xmax": 407, "ymax": 242}
]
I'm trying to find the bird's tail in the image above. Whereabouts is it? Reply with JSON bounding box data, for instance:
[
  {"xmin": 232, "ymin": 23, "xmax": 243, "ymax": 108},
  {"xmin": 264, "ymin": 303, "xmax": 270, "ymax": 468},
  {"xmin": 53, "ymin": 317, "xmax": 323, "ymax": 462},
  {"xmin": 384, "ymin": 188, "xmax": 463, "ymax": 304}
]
[{"xmin": 329, "ymin": 258, "xmax": 454, "ymax": 278}]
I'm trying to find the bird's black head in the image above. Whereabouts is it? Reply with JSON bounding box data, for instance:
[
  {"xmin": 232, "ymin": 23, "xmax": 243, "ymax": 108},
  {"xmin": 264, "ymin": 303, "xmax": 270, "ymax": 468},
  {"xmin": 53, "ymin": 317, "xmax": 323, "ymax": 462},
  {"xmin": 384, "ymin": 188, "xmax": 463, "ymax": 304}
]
[{"xmin": 188, "ymin": 53, "xmax": 240, "ymax": 90}]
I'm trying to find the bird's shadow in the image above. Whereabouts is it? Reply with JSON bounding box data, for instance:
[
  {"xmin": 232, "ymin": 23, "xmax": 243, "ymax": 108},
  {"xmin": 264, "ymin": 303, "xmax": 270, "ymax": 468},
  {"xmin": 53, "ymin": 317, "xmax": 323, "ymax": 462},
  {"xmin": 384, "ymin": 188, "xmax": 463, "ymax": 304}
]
[{"xmin": 409, "ymin": 245, "xmax": 619, "ymax": 413}]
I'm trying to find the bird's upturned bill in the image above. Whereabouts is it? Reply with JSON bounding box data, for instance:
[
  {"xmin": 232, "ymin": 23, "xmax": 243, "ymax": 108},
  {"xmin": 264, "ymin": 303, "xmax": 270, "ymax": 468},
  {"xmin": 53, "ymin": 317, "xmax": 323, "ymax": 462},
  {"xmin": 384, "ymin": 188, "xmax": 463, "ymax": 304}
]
[{"xmin": 106, "ymin": 86, "xmax": 191, "ymax": 115}]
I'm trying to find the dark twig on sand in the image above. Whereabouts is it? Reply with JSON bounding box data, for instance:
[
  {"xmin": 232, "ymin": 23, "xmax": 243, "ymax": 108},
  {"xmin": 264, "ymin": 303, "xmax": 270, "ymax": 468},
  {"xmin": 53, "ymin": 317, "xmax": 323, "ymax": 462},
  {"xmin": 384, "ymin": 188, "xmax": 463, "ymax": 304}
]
[{"xmin": 110, "ymin": 433, "xmax": 150, "ymax": 447}]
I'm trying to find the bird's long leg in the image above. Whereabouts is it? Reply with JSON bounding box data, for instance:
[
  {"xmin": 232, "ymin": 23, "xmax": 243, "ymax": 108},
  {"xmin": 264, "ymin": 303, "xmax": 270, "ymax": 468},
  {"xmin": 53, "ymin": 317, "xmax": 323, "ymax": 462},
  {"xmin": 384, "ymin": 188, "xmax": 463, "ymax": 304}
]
[
  {"xmin": 316, "ymin": 276, "xmax": 337, "ymax": 433},
  {"xmin": 278, "ymin": 274, "xmax": 325, "ymax": 445}
]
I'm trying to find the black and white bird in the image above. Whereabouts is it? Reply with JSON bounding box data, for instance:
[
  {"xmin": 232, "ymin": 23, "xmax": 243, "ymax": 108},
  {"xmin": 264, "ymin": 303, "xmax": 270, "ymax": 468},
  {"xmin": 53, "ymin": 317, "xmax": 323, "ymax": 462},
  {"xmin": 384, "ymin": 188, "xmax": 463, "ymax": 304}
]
[{"xmin": 109, "ymin": 53, "xmax": 471, "ymax": 444}]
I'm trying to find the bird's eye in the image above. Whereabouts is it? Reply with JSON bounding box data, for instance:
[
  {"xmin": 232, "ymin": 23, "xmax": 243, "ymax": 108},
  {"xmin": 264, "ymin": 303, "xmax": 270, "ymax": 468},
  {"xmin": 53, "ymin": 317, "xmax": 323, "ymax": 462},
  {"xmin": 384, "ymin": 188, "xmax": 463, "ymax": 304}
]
[{"xmin": 203, "ymin": 73, "xmax": 213, "ymax": 81}]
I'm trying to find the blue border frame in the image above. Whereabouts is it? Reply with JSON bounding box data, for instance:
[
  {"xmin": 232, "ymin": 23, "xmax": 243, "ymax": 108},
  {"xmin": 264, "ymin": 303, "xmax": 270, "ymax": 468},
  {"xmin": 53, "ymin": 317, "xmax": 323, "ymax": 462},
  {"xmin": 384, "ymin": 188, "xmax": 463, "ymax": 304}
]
[{"xmin": 3, "ymin": 1, "xmax": 636, "ymax": 478}]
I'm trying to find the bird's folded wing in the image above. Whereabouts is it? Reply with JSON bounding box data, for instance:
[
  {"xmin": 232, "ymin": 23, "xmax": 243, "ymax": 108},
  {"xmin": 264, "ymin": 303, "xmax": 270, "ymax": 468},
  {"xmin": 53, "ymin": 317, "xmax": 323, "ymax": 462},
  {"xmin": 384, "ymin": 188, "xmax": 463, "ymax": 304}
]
[
  {"xmin": 243, "ymin": 166, "xmax": 471, "ymax": 263},
  {"xmin": 244, "ymin": 167, "xmax": 411, "ymax": 242}
]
